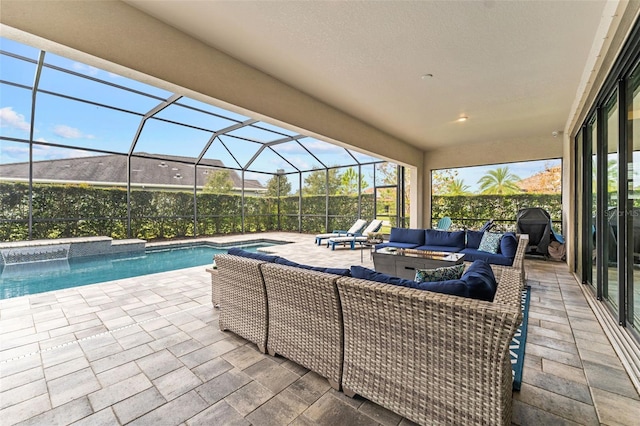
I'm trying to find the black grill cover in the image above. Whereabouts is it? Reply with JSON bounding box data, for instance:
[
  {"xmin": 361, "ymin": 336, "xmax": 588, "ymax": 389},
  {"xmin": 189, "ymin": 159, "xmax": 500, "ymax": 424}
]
[{"xmin": 516, "ymin": 208, "xmax": 552, "ymax": 255}]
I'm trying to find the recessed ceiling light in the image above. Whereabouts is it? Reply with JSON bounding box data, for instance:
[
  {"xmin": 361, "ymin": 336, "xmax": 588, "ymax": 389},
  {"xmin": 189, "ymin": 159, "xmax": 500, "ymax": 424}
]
[
  {"xmin": 421, "ymin": 73, "xmax": 434, "ymax": 80},
  {"xmin": 457, "ymin": 116, "xmax": 468, "ymax": 122}
]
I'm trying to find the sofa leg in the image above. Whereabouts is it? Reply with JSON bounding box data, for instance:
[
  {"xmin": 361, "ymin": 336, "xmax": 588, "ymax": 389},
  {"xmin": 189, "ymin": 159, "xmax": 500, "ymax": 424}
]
[
  {"xmin": 342, "ymin": 386, "xmax": 356, "ymax": 398},
  {"xmin": 268, "ymin": 348, "xmax": 276, "ymax": 357},
  {"xmin": 328, "ymin": 379, "xmax": 341, "ymax": 391},
  {"xmin": 257, "ymin": 343, "xmax": 266, "ymax": 354}
]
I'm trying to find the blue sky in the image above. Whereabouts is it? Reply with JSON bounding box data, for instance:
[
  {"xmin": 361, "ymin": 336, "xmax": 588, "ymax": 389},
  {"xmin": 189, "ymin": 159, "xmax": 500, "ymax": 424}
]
[{"xmin": 0, "ymin": 37, "xmax": 381, "ymax": 186}]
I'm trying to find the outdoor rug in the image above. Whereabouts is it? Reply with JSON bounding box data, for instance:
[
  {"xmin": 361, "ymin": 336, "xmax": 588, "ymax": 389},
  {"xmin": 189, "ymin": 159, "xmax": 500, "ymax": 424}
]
[{"xmin": 511, "ymin": 285, "xmax": 531, "ymax": 391}]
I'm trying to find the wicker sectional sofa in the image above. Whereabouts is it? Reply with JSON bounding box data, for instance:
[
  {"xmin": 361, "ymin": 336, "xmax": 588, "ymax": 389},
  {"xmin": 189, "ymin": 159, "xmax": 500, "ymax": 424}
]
[{"xmin": 215, "ymin": 251, "xmax": 523, "ymax": 425}]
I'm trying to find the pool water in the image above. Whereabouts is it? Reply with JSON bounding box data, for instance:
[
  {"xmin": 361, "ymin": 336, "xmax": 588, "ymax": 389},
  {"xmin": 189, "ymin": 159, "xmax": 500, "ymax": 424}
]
[{"xmin": 0, "ymin": 242, "xmax": 278, "ymax": 299}]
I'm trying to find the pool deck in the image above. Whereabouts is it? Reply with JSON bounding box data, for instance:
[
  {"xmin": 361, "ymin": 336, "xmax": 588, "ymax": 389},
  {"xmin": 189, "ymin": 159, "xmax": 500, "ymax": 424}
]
[{"xmin": 1, "ymin": 232, "xmax": 639, "ymax": 425}]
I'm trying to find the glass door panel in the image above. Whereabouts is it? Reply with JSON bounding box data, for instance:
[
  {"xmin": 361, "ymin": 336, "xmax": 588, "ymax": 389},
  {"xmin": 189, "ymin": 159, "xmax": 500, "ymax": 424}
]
[
  {"xmin": 576, "ymin": 129, "xmax": 584, "ymax": 279},
  {"xmin": 589, "ymin": 118, "xmax": 598, "ymax": 289},
  {"xmin": 628, "ymin": 64, "xmax": 640, "ymax": 330},
  {"xmin": 605, "ymin": 93, "xmax": 619, "ymax": 310}
]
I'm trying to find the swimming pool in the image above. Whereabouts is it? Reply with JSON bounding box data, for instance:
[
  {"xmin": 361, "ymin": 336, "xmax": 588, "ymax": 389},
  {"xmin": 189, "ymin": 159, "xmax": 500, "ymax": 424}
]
[{"xmin": 0, "ymin": 241, "xmax": 282, "ymax": 299}]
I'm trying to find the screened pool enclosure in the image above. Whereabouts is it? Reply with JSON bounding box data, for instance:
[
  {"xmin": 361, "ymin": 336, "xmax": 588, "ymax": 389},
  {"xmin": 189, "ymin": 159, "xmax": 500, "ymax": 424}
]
[{"xmin": 0, "ymin": 37, "xmax": 408, "ymax": 241}]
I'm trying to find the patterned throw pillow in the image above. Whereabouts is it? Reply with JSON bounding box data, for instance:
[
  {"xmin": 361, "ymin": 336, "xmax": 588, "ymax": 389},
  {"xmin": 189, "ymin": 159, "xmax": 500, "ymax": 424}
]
[
  {"xmin": 478, "ymin": 232, "xmax": 503, "ymax": 254},
  {"xmin": 415, "ymin": 263, "xmax": 465, "ymax": 282}
]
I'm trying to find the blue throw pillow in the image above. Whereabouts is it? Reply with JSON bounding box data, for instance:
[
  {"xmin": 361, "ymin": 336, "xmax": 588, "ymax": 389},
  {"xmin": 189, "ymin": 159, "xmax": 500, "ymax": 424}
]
[
  {"xmin": 461, "ymin": 260, "xmax": 498, "ymax": 301},
  {"xmin": 424, "ymin": 229, "xmax": 465, "ymax": 249},
  {"xmin": 500, "ymin": 232, "xmax": 518, "ymax": 258},
  {"xmin": 466, "ymin": 230, "xmax": 484, "ymax": 249},
  {"xmin": 227, "ymin": 248, "xmax": 279, "ymax": 263},
  {"xmin": 389, "ymin": 228, "xmax": 425, "ymax": 245},
  {"xmin": 478, "ymin": 232, "xmax": 502, "ymax": 254}
]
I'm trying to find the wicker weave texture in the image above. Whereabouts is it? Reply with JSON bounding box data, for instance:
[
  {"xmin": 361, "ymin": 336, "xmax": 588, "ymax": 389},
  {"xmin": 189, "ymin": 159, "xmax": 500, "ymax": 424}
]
[
  {"xmin": 261, "ymin": 263, "xmax": 344, "ymax": 388},
  {"xmin": 336, "ymin": 268, "xmax": 522, "ymax": 426},
  {"xmin": 216, "ymin": 255, "xmax": 268, "ymax": 353}
]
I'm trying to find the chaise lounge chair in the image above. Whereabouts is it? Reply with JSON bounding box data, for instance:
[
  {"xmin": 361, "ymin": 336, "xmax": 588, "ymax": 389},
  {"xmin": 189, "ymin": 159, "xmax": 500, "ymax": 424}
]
[
  {"xmin": 315, "ymin": 219, "xmax": 367, "ymax": 245},
  {"xmin": 327, "ymin": 219, "xmax": 384, "ymax": 250}
]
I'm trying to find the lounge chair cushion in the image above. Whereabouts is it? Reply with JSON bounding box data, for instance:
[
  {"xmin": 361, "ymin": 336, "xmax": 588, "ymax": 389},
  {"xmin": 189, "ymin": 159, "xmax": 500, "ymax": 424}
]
[
  {"xmin": 274, "ymin": 257, "xmax": 351, "ymax": 276},
  {"xmin": 424, "ymin": 229, "xmax": 465, "ymax": 249},
  {"xmin": 227, "ymin": 248, "xmax": 279, "ymax": 263},
  {"xmin": 414, "ymin": 264, "xmax": 465, "ymax": 282},
  {"xmin": 478, "ymin": 232, "xmax": 503, "ymax": 254},
  {"xmin": 389, "ymin": 228, "xmax": 425, "ymax": 245}
]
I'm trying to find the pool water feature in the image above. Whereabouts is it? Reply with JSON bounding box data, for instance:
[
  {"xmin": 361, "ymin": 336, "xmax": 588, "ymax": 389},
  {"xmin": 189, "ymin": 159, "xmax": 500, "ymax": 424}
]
[{"xmin": 0, "ymin": 241, "xmax": 282, "ymax": 299}]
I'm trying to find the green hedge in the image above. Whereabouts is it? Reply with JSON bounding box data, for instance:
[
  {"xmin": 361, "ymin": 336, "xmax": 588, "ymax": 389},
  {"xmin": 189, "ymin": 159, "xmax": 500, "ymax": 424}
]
[{"xmin": 0, "ymin": 182, "xmax": 376, "ymax": 241}]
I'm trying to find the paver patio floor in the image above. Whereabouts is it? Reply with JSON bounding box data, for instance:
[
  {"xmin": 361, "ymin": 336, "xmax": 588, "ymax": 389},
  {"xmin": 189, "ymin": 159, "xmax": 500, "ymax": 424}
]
[{"xmin": 1, "ymin": 232, "xmax": 638, "ymax": 425}]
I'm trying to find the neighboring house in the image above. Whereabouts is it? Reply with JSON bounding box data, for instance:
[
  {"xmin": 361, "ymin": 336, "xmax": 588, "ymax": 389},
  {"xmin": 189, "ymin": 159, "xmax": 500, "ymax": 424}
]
[
  {"xmin": 0, "ymin": 153, "xmax": 266, "ymax": 194},
  {"xmin": 517, "ymin": 165, "xmax": 562, "ymax": 194}
]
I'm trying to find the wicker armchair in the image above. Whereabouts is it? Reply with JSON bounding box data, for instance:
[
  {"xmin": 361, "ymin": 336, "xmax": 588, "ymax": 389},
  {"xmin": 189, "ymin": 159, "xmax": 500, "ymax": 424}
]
[
  {"xmin": 216, "ymin": 254, "xmax": 268, "ymax": 353},
  {"xmin": 336, "ymin": 268, "xmax": 523, "ymax": 426},
  {"xmin": 261, "ymin": 263, "xmax": 344, "ymax": 390}
]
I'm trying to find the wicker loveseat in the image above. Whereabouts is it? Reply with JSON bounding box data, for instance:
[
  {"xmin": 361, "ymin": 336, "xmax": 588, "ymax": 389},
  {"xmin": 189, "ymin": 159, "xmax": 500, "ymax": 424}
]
[{"xmin": 215, "ymin": 251, "xmax": 523, "ymax": 425}]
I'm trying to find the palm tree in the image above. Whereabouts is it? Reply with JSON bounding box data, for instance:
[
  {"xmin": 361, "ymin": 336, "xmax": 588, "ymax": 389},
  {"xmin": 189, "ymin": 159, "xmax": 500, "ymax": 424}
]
[
  {"xmin": 478, "ymin": 166, "xmax": 521, "ymax": 195},
  {"xmin": 446, "ymin": 178, "xmax": 471, "ymax": 195}
]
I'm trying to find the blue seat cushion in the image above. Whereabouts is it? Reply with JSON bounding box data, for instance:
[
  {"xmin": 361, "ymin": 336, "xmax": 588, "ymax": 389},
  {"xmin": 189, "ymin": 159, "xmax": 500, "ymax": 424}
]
[
  {"xmin": 500, "ymin": 232, "xmax": 518, "ymax": 258},
  {"xmin": 466, "ymin": 230, "xmax": 484, "ymax": 249},
  {"xmin": 274, "ymin": 256, "xmax": 351, "ymax": 276},
  {"xmin": 414, "ymin": 245, "xmax": 462, "ymax": 253},
  {"xmin": 351, "ymin": 261, "xmax": 497, "ymax": 302},
  {"xmin": 424, "ymin": 229, "xmax": 465, "ymax": 249},
  {"xmin": 460, "ymin": 248, "xmax": 513, "ymax": 266},
  {"xmin": 227, "ymin": 248, "xmax": 279, "ymax": 263},
  {"xmin": 389, "ymin": 228, "xmax": 425, "ymax": 245},
  {"xmin": 375, "ymin": 242, "xmax": 421, "ymax": 249}
]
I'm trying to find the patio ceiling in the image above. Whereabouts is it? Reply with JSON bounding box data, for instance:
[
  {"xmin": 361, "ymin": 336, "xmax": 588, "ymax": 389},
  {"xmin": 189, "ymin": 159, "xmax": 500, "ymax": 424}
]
[{"xmin": 125, "ymin": 0, "xmax": 612, "ymax": 149}]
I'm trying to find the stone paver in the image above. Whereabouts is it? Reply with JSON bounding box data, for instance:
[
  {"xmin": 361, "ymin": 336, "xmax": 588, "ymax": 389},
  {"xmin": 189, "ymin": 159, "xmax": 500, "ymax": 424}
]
[{"xmin": 0, "ymin": 232, "xmax": 638, "ymax": 425}]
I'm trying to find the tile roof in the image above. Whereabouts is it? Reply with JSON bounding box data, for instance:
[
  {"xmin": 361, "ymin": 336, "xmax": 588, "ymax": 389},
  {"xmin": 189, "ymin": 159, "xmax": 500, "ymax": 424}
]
[{"xmin": 0, "ymin": 153, "xmax": 265, "ymax": 191}]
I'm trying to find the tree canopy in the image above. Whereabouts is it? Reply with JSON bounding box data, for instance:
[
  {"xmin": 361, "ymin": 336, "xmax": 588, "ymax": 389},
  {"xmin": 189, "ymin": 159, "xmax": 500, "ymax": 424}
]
[
  {"xmin": 265, "ymin": 174, "xmax": 292, "ymax": 197},
  {"xmin": 302, "ymin": 168, "xmax": 342, "ymax": 195},
  {"xmin": 478, "ymin": 166, "xmax": 521, "ymax": 195},
  {"xmin": 445, "ymin": 178, "xmax": 471, "ymax": 195},
  {"xmin": 203, "ymin": 169, "xmax": 234, "ymax": 194}
]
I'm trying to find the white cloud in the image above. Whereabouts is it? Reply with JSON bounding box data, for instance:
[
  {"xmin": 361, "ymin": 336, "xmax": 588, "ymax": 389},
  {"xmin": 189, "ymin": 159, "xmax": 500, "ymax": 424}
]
[
  {"xmin": 0, "ymin": 107, "xmax": 30, "ymax": 131},
  {"xmin": 52, "ymin": 125, "xmax": 95, "ymax": 140},
  {"xmin": 71, "ymin": 62, "xmax": 100, "ymax": 77},
  {"xmin": 35, "ymin": 137, "xmax": 48, "ymax": 143},
  {"xmin": 302, "ymin": 140, "xmax": 344, "ymax": 153}
]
